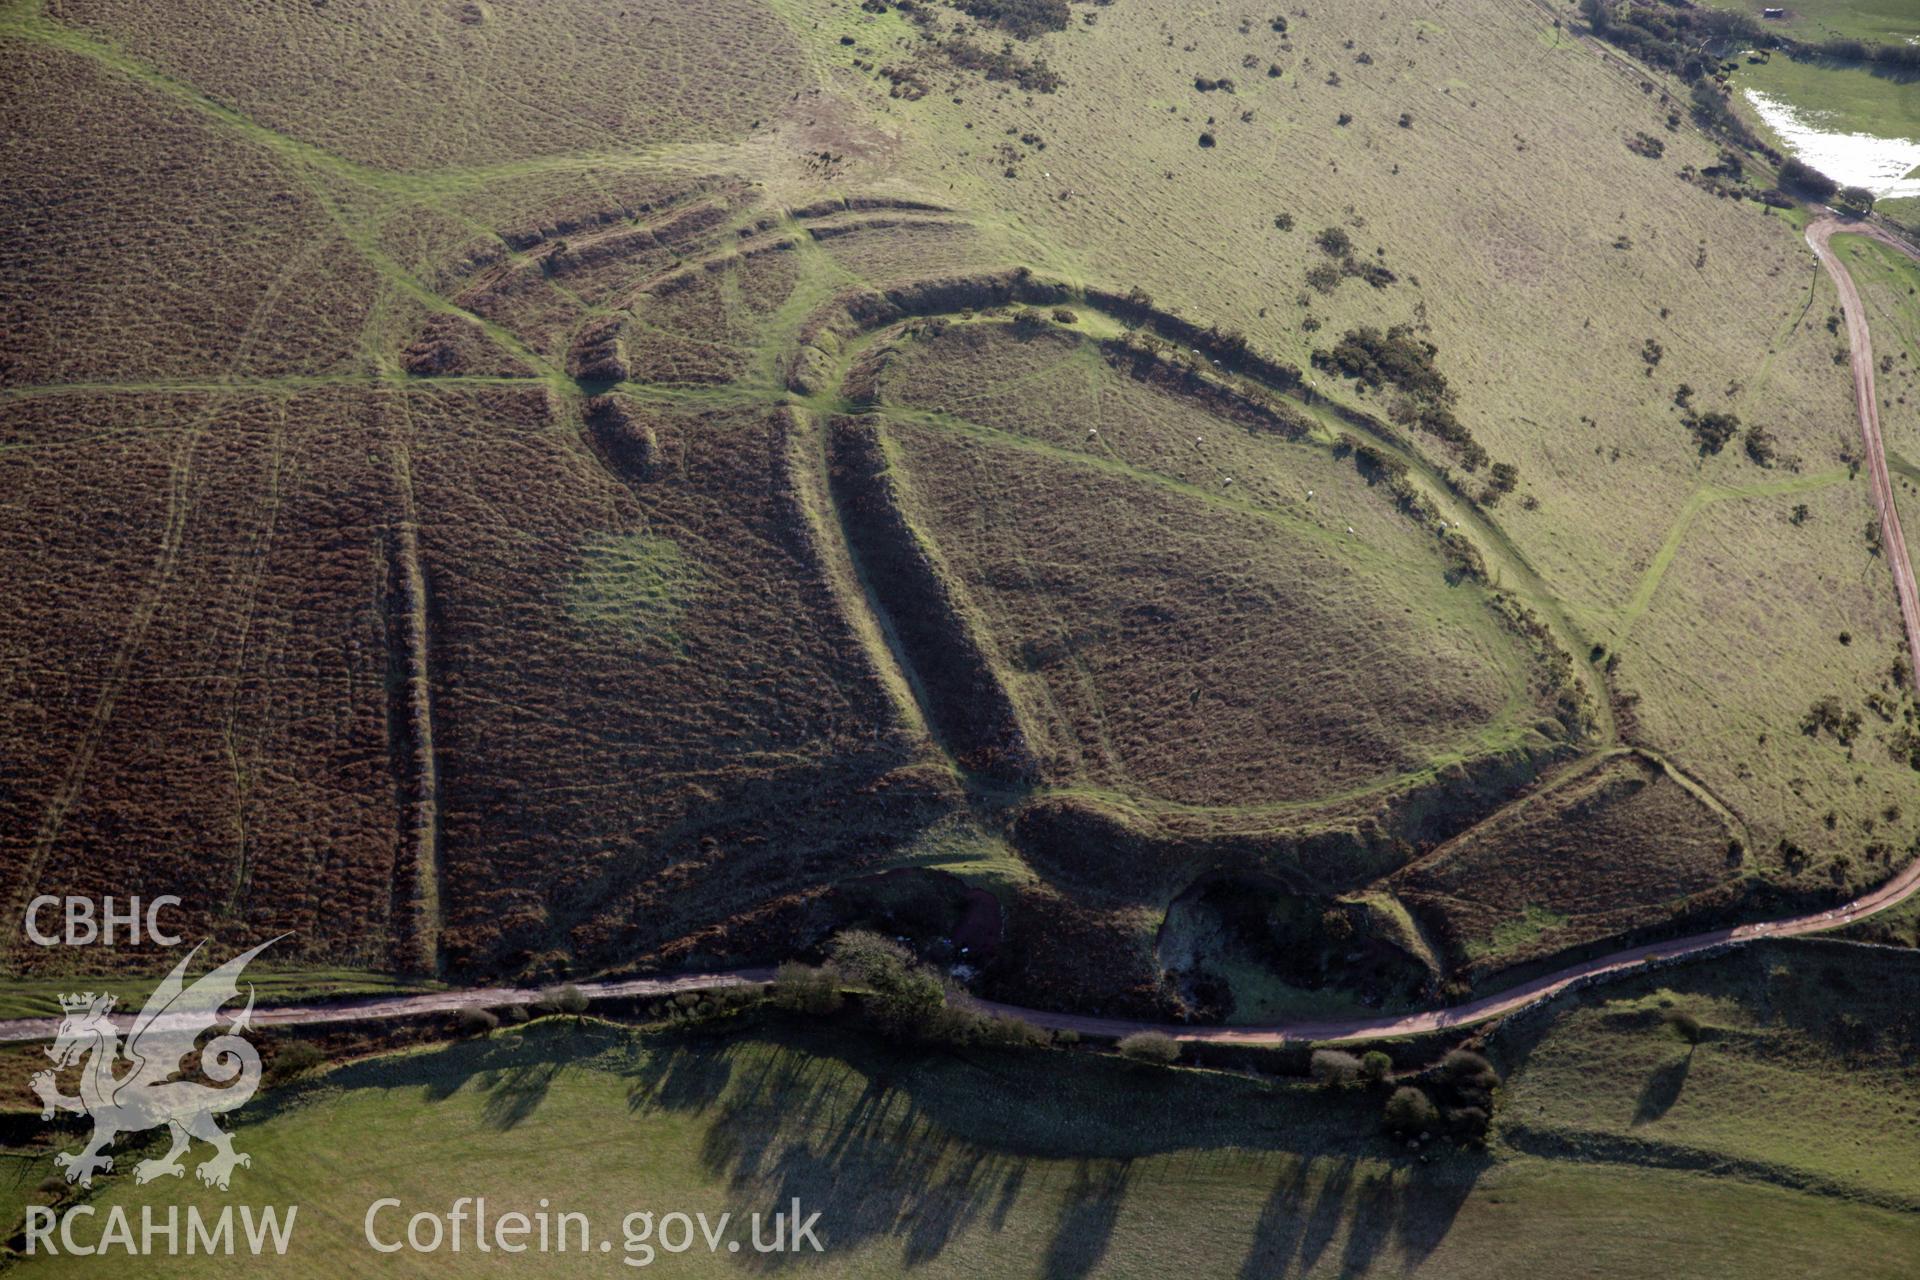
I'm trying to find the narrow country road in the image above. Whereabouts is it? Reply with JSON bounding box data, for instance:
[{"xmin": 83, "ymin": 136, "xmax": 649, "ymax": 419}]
[
  {"xmin": 6, "ymin": 219, "xmax": 1919, "ymax": 1055},
  {"xmin": 1807, "ymin": 215, "xmax": 1920, "ymax": 693},
  {"xmin": 0, "ymin": 971, "xmax": 779, "ymax": 1046}
]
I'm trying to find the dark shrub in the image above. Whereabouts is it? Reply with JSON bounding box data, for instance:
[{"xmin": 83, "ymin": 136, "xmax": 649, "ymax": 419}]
[
  {"xmin": 1778, "ymin": 157, "xmax": 1838, "ymax": 202},
  {"xmin": 952, "ymin": 0, "xmax": 1070, "ymax": 39},
  {"xmin": 1117, "ymin": 1030, "xmax": 1181, "ymax": 1064},
  {"xmin": 1310, "ymin": 1048, "xmax": 1364, "ymax": 1088},
  {"xmin": 771, "ymin": 961, "xmax": 845, "ymax": 1015},
  {"xmin": 265, "ymin": 1041, "xmax": 326, "ymax": 1087},
  {"xmin": 456, "ymin": 1007, "xmax": 499, "ymax": 1037},
  {"xmin": 1686, "ymin": 410, "xmax": 1740, "ymax": 455},
  {"xmin": 1384, "ymin": 1085, "xmax": 1438, "ymax": 1135},
  {"xmin": 1439, "ymin": 1049, "xmax": 1499, "ymax": 1088},
  {"xmin": 1316, "ymin": 226, "xmax": 1353, "ymax": 257},
  {"xmin": 1835, "ymin": 185, "xmax": 1875, "ymax": 216}
]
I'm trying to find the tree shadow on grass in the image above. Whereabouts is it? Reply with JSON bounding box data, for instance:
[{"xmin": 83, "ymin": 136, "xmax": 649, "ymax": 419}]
[
  {"xmin": 1632, "ymin": 1050, "xmax": 1693, "ymax": 1127},
  {"xmin": 1041, "ymin": 1159, "xmax": 1132, "ymax": 1280},
  {"xmin": 243, "ymin": 1020, "xmax": 619, "ymax": 1124},
  {"xmin": 1239, "ymin": 1149, "xmax": 1489, "ymax": 1278},
  {"xmin": 623, "ymin": 1036, "xmax": 738, "ymax": 1115},
  {"xmin": 243, "ymin": 1018, "xmax": 1485, "ymax": 1275},
  {"xmin": 673, "ymin": 1046, "xmax": 1036, "ymax": 1270},
  {"xmin": 1238, "ymin": 1159, "xmax": 1314, "ymax": 1280},
  {"xmin": 609, "ymin": 1023, "xmax": 1493, "ymax": 1275},
  {"xmin": 478, "ymin": 1060, "xmax": 564, "ymax": 1130}
]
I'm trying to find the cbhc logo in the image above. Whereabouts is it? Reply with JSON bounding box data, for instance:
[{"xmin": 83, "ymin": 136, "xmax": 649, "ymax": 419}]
[{"xmin": 24, "ymin": 896, "xmax": 182, "ymax": 947}]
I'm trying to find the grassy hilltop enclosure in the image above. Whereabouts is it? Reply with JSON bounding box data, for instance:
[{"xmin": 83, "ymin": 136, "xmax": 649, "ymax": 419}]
[
  {"xmin": 1, "ymin": 0, "xmax": 1918, "ymax": 1033},
  {"xmin": 861, "ymin": 322, "xmax": 1562, "ymax": 813}
]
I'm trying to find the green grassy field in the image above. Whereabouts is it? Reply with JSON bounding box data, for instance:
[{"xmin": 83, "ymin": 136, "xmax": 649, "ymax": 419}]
[
  {"xmin": 1702, "ymin": 0, "xmax": 1920, "ymax": 46},
  {"xmin": 9, "ymin": 944, "xmax": 1920, "ymax": 1278},
  {"xmin": 1730, "ymin": 52, "xmax": 1920, "ymax": 223},
  {"xmin": 1497, "ymin": 940, "xmax": 1920, "ymax": 1210},
  {"xmin": 1736, "ymin": 51, "xmax": 1920, "ymax": 143}
]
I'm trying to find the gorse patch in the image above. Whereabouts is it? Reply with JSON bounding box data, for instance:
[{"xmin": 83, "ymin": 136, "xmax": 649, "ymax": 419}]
[
  {"xmin": 949, "ymin": 0, "xmax": 1071, "ymax": 39},
  {"xmin": 565, "ymin": 532, "xmax": 704, "ymax": 648}
]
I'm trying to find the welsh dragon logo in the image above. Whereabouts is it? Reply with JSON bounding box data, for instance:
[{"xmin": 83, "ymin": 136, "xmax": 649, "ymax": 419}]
[{"xmin": 31, "ymin": 938, "xmax": 279, "ymax": 1190}]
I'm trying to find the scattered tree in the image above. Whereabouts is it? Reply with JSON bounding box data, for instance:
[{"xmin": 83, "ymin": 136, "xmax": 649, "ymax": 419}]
[
  {"xmin": 1686, "ymin": 410, "xmax": 1740, "ymax": 455},
  {"xmin": 1801, "ymin": 695, "xmax": 1863, "ymax": 745},
  {"xmin": 830, "ymin": 931, "xmax": 945, "ymax": 1039},
  {"xmin": 829, "ymin": 929, "xmax": 915, "ymax": 983},
  {"xmin": 1663, "ymin": 1008, "xmax": 1703, "ymax": 1045}
]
